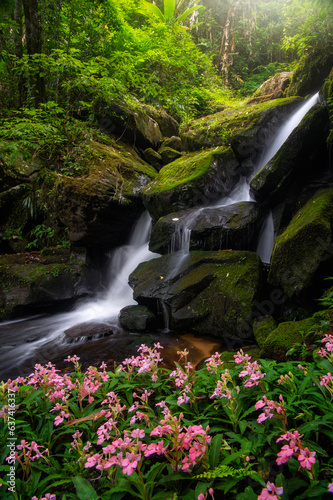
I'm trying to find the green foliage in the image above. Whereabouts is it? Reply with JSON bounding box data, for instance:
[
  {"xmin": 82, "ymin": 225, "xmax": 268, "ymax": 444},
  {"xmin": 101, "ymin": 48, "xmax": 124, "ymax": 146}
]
[{"xmin": 26, "ymin": 224, "xmax": 56, "ymax": 250}]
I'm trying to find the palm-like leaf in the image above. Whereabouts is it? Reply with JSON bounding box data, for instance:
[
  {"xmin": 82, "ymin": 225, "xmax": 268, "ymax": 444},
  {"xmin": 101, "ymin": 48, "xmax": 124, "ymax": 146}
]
[
  {"xmin": 175, "ymin": 4, "xmax": 206, "ymax": 25},
  {"xmin": 164, "ymin": 0, "xmax": 176, "ymax": 21}
]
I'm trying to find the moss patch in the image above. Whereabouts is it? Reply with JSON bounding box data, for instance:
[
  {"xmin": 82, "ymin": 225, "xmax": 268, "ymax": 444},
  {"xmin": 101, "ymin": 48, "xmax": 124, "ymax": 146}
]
[
  {"xmin": 260, "ymin": 316, "xmax": 321, "ymax": 361},
  {"xmin": 268, "ymin": 188, "xmax": 333, "ymax": 298}
]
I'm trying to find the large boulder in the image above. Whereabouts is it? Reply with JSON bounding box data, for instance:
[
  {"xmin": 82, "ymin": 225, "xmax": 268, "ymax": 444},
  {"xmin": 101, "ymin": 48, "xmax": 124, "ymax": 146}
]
[
  {"xmin": 141, "ymin": 147, "xmax": 240, "ymax": 220},
  {"xmin": 250, "ymin": 103, "xmax": 330, "ymax": 205},
  {"xmin": 268, "ymin": 188, "xmax": 333, "ymax": 299},
  {"xmin": 180, "ymin": 97, "xmax": 302, "ymax": 164},
  {"xmin": 0, "ymin": 248, "xmax": 89, "ymax": 320},
  {"xmin": 149, "ymin": 202, "xmax": 266, "ymax": 254},
  {"xmin": 97, "ymin": 99, "xmax": 179, "ymax": 150},
  {"xmin": 119, "ymin": 305, "xmax": 158, "ymax": 332},
  {"xmin": 47, "ymin": 140, "xmax": 157, "ymax": 249},
  {"xmin": 250, "ymin": 72, "xmax": 293, "ymax": 101},
  {"xmin": 129, "ymin": 250, "xmax": 263, "ymax": 342},
  {"xmin": 260, "ymin": 316, "xmax": 320, "ymax": 361}
]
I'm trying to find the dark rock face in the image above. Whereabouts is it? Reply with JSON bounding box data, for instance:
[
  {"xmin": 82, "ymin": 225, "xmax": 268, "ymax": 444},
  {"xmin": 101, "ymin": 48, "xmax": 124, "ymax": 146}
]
[
  {"xmin": 149, "ymin": 202, "xmax": 266, "ymax": 254},
  {"xmin": 268, "ymin": 188, "xmax": 333, "ymax": 300},
  {"xmin": 48, "ymin": 141, "xmax": 157, "ymax": 249},
  {"xmin": 64, "ymin": 322, "xmax": 113, "ymax": 340},
  {"xmin": 129, "ymin": 250, "xmax": 263, "ymax": 341},
  {"xmin": 0, "ymin": 249, "xmax": 89, "ymax": 320},
  {"xmin": 250, "ymin": 104, "xmax": 330, "ymax": 205},
  {"xmin": 141, "ymin": 147, "xmax": 240, "ymax": 221},
  {"xmin": 119, "ymin": 305, "xmax": 158, "ymax": 332}
]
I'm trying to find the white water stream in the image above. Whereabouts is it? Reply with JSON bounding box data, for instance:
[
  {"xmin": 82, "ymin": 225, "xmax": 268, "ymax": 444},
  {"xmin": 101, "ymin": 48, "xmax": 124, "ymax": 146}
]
[
  {"xmin": 172, "ymin": 93, "xmax": 320, "ymax": 263},
  {"xmin": 0, "ymin": 213, "xmax": 158, "ymax": 378}
]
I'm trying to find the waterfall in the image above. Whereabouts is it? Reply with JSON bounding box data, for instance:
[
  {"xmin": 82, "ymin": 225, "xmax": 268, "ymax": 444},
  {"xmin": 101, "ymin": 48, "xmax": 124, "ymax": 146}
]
[
  {"xmin": 170, "ymin": 92, "xmax": 320, "ymax": 262},
  {"xmin": 0, "ymin": 212, "xmax": 158, "ymax": 378}
]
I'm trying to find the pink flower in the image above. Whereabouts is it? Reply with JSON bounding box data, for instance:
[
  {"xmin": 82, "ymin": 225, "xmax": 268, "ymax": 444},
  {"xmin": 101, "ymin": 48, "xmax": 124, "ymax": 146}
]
[
  {"xmin": 276, "ymin": 444, "xmax": 295, "ymax": 465},
  {"xmin": 328, "ymin": 482, "xmax": 333, "ymax": 493},
  {"xmin": 121, "ymin": 456, "xmax": 138, "ymax": 475},
  {"xmin": 298, "ymin": 447, "xmax": 316, "ymax": 469},
  {"xmin": 258, "ymin": 481, "xmax": 283, "ymax": 500}
]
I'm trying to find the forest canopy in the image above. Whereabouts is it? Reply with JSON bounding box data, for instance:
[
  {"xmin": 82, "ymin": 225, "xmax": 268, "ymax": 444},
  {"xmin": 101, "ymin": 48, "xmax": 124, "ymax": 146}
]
[{"xmin": 0, "ymin": 0, "xmax": 332, "ymax": 120}]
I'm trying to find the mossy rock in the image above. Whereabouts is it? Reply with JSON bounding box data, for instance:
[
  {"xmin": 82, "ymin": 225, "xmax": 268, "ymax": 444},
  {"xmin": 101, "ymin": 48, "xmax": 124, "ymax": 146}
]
[
  {"xmin": 96, "ymin": 97, "xmax": 179, "ymax": 149},
  {"xmin": 180, "ymin": 97, "xmax": 302, "ymax": 161},
  {"xmin": 141, "ymin": 147, "xmax": 240, "ymax": 220},
  {"xmin": 0, "ymin": 249, "xmax": 88, "ymax": 320},
  {"xmin": 260, "ymin": 316, "xmax": 320, "ymax": 361},
  {"xmin": 250, "ymin": 103, "xmax": 330, "ymax": 205},
  {"xmin": 0, "ymin": 157, "xmax": 40, "ymax": 193},
  {"xmin": 129, "ymin": 250, "xmax": 263, "ymax": 341},
  {"xmin": 119, "ymin": 305, "xmax": 158, "ymax": 332},
  {"xmin": 158, "ymin": 147, "xmax": 183, "ymax": 165},
  {"xmin": 268, "ymin": 188, "xmax": 333, "ymax": 299},
  {"xmin": 143, "ymin": 148, "xmax": 163, "ymax": 170},
  {"xmin": 250, "ymin": 72, "xmax": 293, "ymax": 100},
  {"xmin": 46, "ymin": 140, "xmax": 157, "ymax": 249},
  {"xmin": 253, "ymin": 316, "xmax": 277, "ymax": 348},
  {"xmin": 286, "ymin": 52, "xmax": 333, "ymax": 98},
  {"xmin": 149, "ymin": 201, "xmax": 265, "ymax": 254}
]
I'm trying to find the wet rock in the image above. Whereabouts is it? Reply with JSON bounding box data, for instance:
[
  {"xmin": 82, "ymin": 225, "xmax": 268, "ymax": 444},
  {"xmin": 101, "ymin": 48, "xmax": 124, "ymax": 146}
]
[
  {"xmin": 149, "ymin": 201, "xmax": 265, "ymax": 254},
  {"xmin": 64, "ymin": 322, "xmax": 113, "ymax": 340},
  {"xmin": 141, "ymin": 147, "xmax": 240, "ymax": 220},
  {"xmin": 119, "ymin": 305, "xmax": 158, "ymax": 332},
  {"xmin": 143, "ymin": 148, "xmax": 163, "ymax": 170},
  {"xmin": 160, "ymin": 136, "xmax": 183, "ymax": 152},
  {"xmin": 250, "ymin": 103, "xmax": 330, "ymax": 205},
  {"xmin": 268, "ymin": 188, "xmax": 333, "ymax": 300},
  {"xmin": 158, "ymin": 147, "xmax": 183, "ymax": 165},
  {"xmin": 0, "ymin": 249, "xmax": 89, "ymax": 320},
  {"xmin": 129, "ymin": 250, "xmax": 263, "ymax": 342},
  {"xmin": 180, "ymin": 97, "xmax": 302, "ymax": 158},
  {"xmin": 253, "ymin": 316, "xmax": 277, "ymax": 348},
  {"xmin": 47, "ymin": 140, "xmax": 157, "ymax": 249}
]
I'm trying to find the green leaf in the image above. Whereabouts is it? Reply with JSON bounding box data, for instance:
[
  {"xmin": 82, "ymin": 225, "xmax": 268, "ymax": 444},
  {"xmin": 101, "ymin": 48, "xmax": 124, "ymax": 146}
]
[
  {"xmin": 72, "ymin": 476, "xmax": 99, "ymax": 500},
  {"xmin": 209, "ymin": 433, "xmax": 223, "ymax": 468},
  {"xmin": 164, "ymin": 0, "xmax": 175, "ymax": 21},
  {"xmin": 141, "ymin": 1, "xmax": 165, "ymax": 22}
]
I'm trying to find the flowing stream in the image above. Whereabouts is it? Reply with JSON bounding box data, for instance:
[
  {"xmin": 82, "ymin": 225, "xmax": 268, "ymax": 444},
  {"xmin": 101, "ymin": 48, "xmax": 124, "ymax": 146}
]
[
  {"xmin": 0, "ymin": 93, "xmax": 321, "ymax": 379},
  {"xmin": 172, "ymin": 93, "xmax": 320, "ymax": 263}
]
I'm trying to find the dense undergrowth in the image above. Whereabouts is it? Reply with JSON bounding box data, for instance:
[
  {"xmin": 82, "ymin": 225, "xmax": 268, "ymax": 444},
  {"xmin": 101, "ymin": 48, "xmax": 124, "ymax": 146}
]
[{"xmin": 1, "ymin": 320, "xmax": 333, "ymax": 499}]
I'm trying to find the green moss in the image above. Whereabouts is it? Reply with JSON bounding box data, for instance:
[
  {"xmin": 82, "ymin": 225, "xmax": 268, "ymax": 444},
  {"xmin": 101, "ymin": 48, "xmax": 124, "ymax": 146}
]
[
  {"xmin": 142, "ymin": 147, "xmax": 226, "ymax": 195},
  {"xmin": 253, "ymin": 316, "xmax": 277, "ymax": 348},
  {"xmin": 180, "ymin": 97, "xmax": 301, "ymax": 150},
  {"xmin": 260, "ymin": 316, "xmax": 321, "ymax": 361},
  {"xmin": 268, "ymin": 188, "xmax": 333, "ymax": 297}
]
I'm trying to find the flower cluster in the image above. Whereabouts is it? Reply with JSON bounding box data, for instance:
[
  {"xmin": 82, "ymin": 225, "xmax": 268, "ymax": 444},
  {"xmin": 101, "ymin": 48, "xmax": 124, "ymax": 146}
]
[
  {"xmin": 276, "ymin": 431, "xmax": 316, "ymax": 470},
  {"xmin": 235, "ymin": 350, "xmax": 266, "ymax": 387},
  {"xmin": 255, "ymin": 395, "xmax": 287, "ymax": 428},
  {"xmin": 118, "ymin": 342, "xmax": 163, "ymax": 382},
  {"xmin": 7, "ymin": 440, "xmax": 49, "ymax": 480},
  {"xmin": 205, "ymin": 352, "xmax": 224, "ymax": 375},
  {"xmin": 169, "ymin": 349, "xmax": 194, "ymax": 405},
  {"xmin": 316, "ymin": 333, "xmax": 333, "ymax": 363}
]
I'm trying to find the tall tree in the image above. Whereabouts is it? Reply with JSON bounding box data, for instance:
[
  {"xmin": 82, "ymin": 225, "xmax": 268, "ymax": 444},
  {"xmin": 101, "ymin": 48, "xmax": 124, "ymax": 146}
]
[{"xmin": 22, "ymin": 0, "xmax": 46, "ymax": 105}]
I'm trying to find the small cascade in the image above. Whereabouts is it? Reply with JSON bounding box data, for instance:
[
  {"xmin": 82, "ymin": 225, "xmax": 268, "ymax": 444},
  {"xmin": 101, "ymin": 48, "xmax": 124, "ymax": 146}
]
[
  {"xmin": 167, "ymin": 92, "xmax": 321, "ymax": 264},
  {"xmin": 256, "ymin": 211, "xmax": 275, "ymax": 264},
  {"xmin": 158, "ymin": 299, "xmax": 170, "ymax": 330}
]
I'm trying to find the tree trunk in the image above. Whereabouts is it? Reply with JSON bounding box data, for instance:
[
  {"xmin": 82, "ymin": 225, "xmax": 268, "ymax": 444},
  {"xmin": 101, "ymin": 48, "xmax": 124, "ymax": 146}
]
[
  {"xmin": 14, "ymin": 0, "xmax": 26, "ymax": 107},
  {"xmin": 22, "ymin": 0, "xmax": 46, "ymax": 105}
]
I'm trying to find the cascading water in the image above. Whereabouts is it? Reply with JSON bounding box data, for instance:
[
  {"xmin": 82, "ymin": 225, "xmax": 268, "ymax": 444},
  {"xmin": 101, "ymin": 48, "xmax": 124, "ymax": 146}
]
[
  {"xmin": 0, "ymin": 212, "xmax": 158, "ymax": 379},
  {"xmin": 171, "ymin": 93, "xmax": 320, "ymax": 263}
]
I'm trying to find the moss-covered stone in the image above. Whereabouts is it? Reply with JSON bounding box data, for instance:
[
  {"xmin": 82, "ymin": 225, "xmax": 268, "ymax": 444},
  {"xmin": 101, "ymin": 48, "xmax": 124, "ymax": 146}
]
[
  {"xmin": 129, "ymin": 250, "xmax": 263, "ymax": 341},
  {"xmin": 46, "ymin": 140, "xmax": 157, "ymax": 249},
  {"xmin": 253, "ymin": 316, "xmax": 277, "ymax": 348},
  {"xmin": 250, "ymin": 103, "xmax": 330, "ymax": 204},
  {"xmin": 149, "ymin": 201, "xmax": 265, "ymax": 254},
  {"xmin": 260, "ymin": 316, "xmax": 320, "ymax": 361},
  {"xmin": 180, "ymin": 97, "xmax": 302, "ymax": 156},
  {"xmin": 141, "ymin": 147, "xmax": 240, "ymax": 220},
  {"xmin": 268, "ymin": 188, "xmax": 333, "ymax": 299},
  {"xmin": 0, "ymin": 249, "xmax": 88, "ymax": 320},
  {"xmin": 158, "ymin": 147, "xmax": 183, "ymax": 165},
  {"xmin": 286, "ymin": 52, "xmax": 333, "ymax": 98},
  {"xmin": 250, "ymin": 72, "xmax": 293, "ymax": 100}
]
